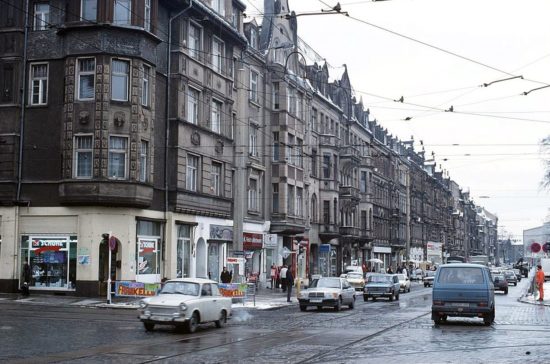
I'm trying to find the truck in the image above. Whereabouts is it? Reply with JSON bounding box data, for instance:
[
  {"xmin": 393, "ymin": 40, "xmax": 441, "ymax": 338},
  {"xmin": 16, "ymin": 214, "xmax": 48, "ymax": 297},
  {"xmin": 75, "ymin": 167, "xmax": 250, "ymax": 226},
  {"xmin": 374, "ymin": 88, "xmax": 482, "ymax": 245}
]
[
  {"xmin": 540, "ymin": 258, "xmax": 550, "ymax": 281},
  {"xmin": 469, "ymin": 255, "xmax": 489, "ymax": 266}
]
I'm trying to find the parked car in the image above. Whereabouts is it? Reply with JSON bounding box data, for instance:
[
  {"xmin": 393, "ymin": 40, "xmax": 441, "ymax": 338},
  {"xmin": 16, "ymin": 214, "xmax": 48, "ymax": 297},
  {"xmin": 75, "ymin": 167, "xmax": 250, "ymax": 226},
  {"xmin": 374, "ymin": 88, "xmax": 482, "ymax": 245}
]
[
  {"xmin": 502, "ymin": 270, "xmax": 518, "ymax": 286},
  {"xmin": 423, "ymin": 271, "xmax": 436, "ymax": 287},
  {"xmin": 344, "ymin": 266, "xmax": 364, "ymax": 275},
  {"xmin": 512, "ymin": 269, "xmax": 522, "ymax": 282},
  {"xmin": 345, "ymin": 272, "xmax": 366, "ymax": 291},
  {"xmin": 138, "ymin": 278, "xmax": 231, "ymax": 333},
  {"xmin": 493, "ymin": 274, "xmax": 508, "ymax": 294},
  {"xmin": 298, "ymin": 277, "xmax": 356, "ymax": 311},
  {"xmin": 363, "ymin": 274, "xmax": 400, "ymax": 301},
  {"xmin": 397, "ymin": 274, "xmax": 411, "ymax": 293},
  {"xmin": 431, "ymin": 263, "xmax": 495, "ymax": 325}
]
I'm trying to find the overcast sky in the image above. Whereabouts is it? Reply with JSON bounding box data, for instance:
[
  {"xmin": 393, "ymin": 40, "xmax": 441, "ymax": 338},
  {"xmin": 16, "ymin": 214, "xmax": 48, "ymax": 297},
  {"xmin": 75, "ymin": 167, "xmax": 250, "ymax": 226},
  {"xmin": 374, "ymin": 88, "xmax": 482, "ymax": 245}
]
[{"xmin": 245, "ymin": 0, "xmax": 550, "ymax": 242}]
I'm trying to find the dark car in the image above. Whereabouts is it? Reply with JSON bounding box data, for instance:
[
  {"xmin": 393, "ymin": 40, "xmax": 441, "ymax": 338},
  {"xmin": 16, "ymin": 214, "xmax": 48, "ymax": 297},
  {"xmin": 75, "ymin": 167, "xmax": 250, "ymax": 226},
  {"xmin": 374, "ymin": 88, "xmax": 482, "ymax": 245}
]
[
  {"xmin": 493, "ymin": 274, "xmax": 508, "ymax": 294},
  {"xmin": 502, "ymin": 270, "xmax": 518, "ymax": 286},
  {"xmin": 363, "ymin": 274, "xmax": 400, "ymax": 301}
]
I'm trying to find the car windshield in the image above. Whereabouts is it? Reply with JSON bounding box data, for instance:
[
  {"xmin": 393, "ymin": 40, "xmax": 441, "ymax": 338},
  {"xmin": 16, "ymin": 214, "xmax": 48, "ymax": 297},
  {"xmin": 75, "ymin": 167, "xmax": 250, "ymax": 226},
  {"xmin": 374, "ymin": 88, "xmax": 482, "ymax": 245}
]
[
  {"xmin": 504, "ymin": 271, "xmax": 514, "ymax": 277},
  {"xmin": 160, "ymin": 282, "xmax": 200, "ymax": 296},
  {"xmin": 368, "ymin": 275, "xmax": 392, "ymax": 283},
  {"xmin": 311, "ymin": 278, "xmax": 341, "ymax": 288},
  {"xmin": 347, "ymin": 273, "xmax": 363, "ymax": 279},
  {"xmin": 437, "ymin": 267, "xmax": 484, "ymax": 284}
]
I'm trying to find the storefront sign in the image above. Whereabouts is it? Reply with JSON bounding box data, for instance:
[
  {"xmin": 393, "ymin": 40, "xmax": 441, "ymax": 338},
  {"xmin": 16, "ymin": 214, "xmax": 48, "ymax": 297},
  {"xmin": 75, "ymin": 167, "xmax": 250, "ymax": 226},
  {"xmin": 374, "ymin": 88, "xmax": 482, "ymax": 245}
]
[
  {"xmin": 264, "ymin": 234, "xmax": 278, "ymax": 248},
  {"xmin": 319, "ymin": 244, "xmax": 331, "ymax": 253},
  {"xmin": 226, "ymin": 257, "xmax": 245, "ymax": 265},
  {"xmin": 243, "ymin": 233, "xmax": 263, "ymax": 250},
  {"xmin": 373, "ymin": 246, "xmax": 392, "ymax": 254},
  {"xmin": 218, "ymin": 283, "xmax": 247, "ymax": 298},
  {"xmin": 32, "ymin": 238, "xmax": 67, "ymax": 254},
  {"xmin": 115, "ymin": 281, "xmax": 160, "ymax": 297},
  {"xmin": 210, "ymin": 225, "xmax": 233, "ymax": 240},
  {"xmin": 139, "ymin": 240, "xmax": 156, "ymax": 253}
]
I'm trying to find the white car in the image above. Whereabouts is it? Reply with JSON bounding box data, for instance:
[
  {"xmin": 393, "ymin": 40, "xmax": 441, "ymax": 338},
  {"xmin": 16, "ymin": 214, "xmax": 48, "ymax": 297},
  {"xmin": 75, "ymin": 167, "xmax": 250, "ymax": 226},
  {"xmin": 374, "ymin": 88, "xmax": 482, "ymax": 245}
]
[
  {"xmin": 138, "ymin": 278, "xmax": 231, "ymax": 333},
  {"xmin": 397, "ymin": 274, "xmax": 411, "ymax": 293},
  {"xmin": 298, "ymin": 277, "xmax": 356, "ymax": 311}
]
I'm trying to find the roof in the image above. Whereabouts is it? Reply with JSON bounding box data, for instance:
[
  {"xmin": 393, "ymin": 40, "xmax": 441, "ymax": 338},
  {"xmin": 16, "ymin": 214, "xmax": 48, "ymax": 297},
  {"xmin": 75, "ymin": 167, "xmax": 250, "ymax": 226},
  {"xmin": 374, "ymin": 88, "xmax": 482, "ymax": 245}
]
[
  {"xmin": 167, "ymin": 278, "xmax": 218, "ymax": 284},
  {"xmin": 439, "ymin": 263, "xmax": 488, "ymax": 268}
]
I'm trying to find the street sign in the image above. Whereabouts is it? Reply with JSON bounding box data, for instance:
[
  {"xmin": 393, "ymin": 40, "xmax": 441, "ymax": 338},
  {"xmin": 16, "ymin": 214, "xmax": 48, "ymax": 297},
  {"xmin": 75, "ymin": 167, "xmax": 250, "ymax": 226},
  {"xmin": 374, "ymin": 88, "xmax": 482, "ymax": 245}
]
[
  {"xmin": 233, "ymin": 250, "xmax": 244, "ymax": 256},
  {"xmin": 282, "ymin": 247, "xmax": 292, "ymax": 259}
]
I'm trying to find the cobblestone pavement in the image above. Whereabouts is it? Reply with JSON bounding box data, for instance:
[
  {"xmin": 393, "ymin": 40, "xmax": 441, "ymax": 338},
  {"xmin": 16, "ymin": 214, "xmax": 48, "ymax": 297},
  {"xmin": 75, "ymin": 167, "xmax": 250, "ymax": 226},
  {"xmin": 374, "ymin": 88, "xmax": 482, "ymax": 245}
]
[{"xmin": 2, "ymin": 280, "xmax": 550, "ymax": 363}]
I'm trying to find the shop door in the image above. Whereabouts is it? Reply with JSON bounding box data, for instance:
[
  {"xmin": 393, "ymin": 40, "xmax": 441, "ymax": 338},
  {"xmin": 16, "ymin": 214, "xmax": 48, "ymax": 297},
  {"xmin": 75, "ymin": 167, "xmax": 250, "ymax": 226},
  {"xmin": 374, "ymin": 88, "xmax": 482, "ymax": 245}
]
[
  {"xmin": 99, "ymin": 240, "xmax": 120, "ymax": 295},
  {"xmin": 208, "ymin": 243, "xmax": 220, "ymax": 281}
]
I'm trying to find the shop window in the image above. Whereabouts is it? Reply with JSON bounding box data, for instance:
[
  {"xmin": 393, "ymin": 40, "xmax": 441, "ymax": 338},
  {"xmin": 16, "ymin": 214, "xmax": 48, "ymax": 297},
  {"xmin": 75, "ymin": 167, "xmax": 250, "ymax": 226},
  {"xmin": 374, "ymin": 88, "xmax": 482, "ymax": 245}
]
[
  {"xmin": 33, "ymin": 3, "xmax": 49, "ymax": 31},
  {"xmin": 111, "ymin": 59, "xmax": 129, "ymax": 101},
  {"xmin": 136, "ymin": 220, "xmax": 163, "ymax": 279},
  {"xmin": 108, "ymin": 136, "xmax": 128, "ymax": 179},
  {"xmin": 77, "ymin": 58, "xmax": 95, "ymax": 100},
  {"xmin": 177, "ymin": 224, "xmax": 192, "ymax": 278},
  {"xmin": 114, "ymin": 0, "xmax": 131, "ymax": 26},
  {"xmin": 30, "ymin": 63, "xmax": 48, "ymax": 105},
  {"xmin": 81, "ymin": 0, "xmax": 97, "ymax": 21},
  {"xmin": 74, "ymin": 135, "xmax": 93, "ymax": 178}
]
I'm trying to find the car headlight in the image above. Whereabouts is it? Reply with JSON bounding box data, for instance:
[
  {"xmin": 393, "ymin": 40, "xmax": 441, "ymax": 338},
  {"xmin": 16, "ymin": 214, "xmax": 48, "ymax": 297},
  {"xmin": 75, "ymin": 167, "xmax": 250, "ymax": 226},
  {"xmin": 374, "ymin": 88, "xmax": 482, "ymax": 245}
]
[
  {"xmin": 332, "ymin": 292, "xmax": 339, "ymax": 299},
  {"xmin": 364, "ymin": 287, "xmax": 368, "ymax": 292},
  {"xmin": 298, "ymin": 291, "xmax": 308, "ymax": 298},
  {"xmin": 386, "ymin": 287, "xmax": 392, "ymax": 293},
  {"xmin": 139, "ymin": 300, "xmax": 148, "ymax": 309},
  {"xmin": 179, "ymin": 303, "xmax": 188, "ymax": 311}
]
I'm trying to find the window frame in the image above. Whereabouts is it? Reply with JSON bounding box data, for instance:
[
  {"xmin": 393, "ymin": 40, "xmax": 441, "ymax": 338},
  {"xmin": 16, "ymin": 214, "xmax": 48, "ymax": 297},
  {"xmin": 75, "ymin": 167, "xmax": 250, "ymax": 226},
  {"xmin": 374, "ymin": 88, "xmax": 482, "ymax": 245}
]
[
  {"xmin": 73, "ymin": 134, "xmax": 94, "ymax": 179},
  {"xmin": 29, "ymin": 63, "xmax": 48, "ymax": 106},
  {"xmin": 139, "ymin": 140, "xmax": 149, "ymax": 183},
  {"xmin": 33, "ymin": 3, "xmax": 49, "ymax": 31},
  {"xmin": 212, "ymin": 36, "xmax": 225, "ymax": 74},
  {"xmin": 248, "ymin": 178, "xmax": 259, "ymax": 212},
  {"xmin": 186, "ymin": 154, "xmax": 199, "ymax": 192},
  {"xmin": 212, "ymin": 0, "xmax": 225, "ymax": 16},
  {"xmin": 114, "ymin": 0, "xmax": 132, "ymax": 26},
  {"xmin": 249, "ymin": 125, "xmax": 258, "ymax": 157},
  {"xmin": 188, "ymin": 22, "xmax": 202, "ymax": 59},
  {"xmin": 210, "ymin": 98, "xmax": 222, "ymax": 134},
  {"xmin": 76, "ymin": 57, "xmax": 96, "ymax": 101},
  {"xmin": 81, "ymin": 0, "xmax": 97, "ymax": 22},
  {"xmin": 141, "ymin": 64, "xmax": 150, "ymax": 107},
  {"xmin": 111, "ymin": 59, "xmax": 130, "ymax": 102},
  {"xmin": 144, "ymin": 0, "xmax": 151, "ymax": 31},
  {"xmin": 249, "ymin": 69, "xmax": 259, "ymax": 103},
  {"xmin": 107, "ymin": 135, "xmax": 128, "ymax": 180},
  {"xmin": 211, "ymin": 162, "xmax": 222, "ymax": 196},
  {"xmin": 296, "ymin": 187, "xmax": 303, "ymax": 217},
  {"xmin": 187, "ymin": 87, "xmax": 200, "ymax": 124}
]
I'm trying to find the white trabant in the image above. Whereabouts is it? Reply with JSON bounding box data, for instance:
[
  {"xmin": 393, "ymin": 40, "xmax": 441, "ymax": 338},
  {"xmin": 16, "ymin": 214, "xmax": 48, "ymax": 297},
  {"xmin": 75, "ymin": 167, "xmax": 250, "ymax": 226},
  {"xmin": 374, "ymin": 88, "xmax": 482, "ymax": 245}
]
[{"xmin": 138, "ymin": 278, "xmax": 231, "ymax": 333}]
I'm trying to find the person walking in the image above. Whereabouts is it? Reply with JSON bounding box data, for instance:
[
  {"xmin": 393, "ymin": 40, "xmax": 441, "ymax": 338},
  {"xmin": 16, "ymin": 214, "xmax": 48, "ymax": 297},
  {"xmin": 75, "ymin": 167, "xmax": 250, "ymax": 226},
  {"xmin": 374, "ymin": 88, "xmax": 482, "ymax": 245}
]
[
  {"xmin": 220, "ymin": 266, "xmax": 232, "ymax": 284},
  {"xmin": 536, "ymin": 264, "xmax": 545, "ymax": 301},
  {"xmin": 286, "ymin": 268, "xmax": 294, "ymax": 303},
  {"xmin": 22, "ymin": 263, "xmax": 31, "ymax": 297},
  {"xmin": 270, "ymin": 264, "xmax": 277, "ymax": 289},
  {"xmin": 280, "ymin": 265, "xmax": 288, "ymax": 292}
]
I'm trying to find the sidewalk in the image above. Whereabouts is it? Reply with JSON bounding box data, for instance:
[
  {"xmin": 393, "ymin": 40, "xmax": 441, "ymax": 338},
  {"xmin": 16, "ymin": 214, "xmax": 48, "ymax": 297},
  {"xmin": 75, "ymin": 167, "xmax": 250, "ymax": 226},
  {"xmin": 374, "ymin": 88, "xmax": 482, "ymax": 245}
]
[
  {"xmin": 519, "ymin": 280, "xmax": 550, "ymax": 307},
  {"xmin": 0, "ymin": 286, "xmax": 298, "ymax": 311}
]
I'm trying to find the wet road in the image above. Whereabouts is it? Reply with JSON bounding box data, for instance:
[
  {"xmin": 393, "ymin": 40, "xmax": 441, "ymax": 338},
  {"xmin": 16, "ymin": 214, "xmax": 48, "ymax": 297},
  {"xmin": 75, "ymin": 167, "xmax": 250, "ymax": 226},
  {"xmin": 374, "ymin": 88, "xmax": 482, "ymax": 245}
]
[{"xmin": 1, "ymin": 280, "xmax": 549, "ymax": 363}]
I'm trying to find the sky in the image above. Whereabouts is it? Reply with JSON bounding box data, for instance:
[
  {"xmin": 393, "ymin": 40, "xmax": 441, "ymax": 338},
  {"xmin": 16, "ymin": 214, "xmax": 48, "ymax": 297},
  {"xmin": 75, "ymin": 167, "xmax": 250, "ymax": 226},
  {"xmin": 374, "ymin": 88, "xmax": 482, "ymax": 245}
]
[{"xmin": 244, "ymin": 0, "xmax": 550, "ymax": 242}]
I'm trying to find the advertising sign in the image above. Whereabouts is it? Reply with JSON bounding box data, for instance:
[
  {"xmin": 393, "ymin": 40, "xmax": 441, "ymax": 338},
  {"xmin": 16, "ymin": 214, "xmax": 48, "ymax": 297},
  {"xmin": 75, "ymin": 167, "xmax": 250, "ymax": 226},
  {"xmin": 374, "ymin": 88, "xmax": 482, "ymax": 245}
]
[
  {"xmin": 243, "ymin": 233, "xmax": 263, "ymax": 250},
  {"xmin": 218, "ymin": 283, "xmax": 247, "ymax": 298},
  {"xmin": 264, "ymin": 234, "xmax": 278, "ymax": 248},
  {"xmin": 115, "ymin": 281, "xmax": 160, "ymax": 297}
]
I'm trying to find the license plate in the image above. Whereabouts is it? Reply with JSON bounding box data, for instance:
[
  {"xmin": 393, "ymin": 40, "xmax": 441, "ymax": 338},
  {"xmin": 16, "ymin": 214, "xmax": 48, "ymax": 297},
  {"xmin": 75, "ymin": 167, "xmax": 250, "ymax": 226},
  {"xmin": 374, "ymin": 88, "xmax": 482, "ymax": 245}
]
[
  {"xmin": 310, "ymin": 299, "xmax": 322, "ymax": 303},
  {"xmin": 452, "ymin": 303, "xmax": 470, "ymax": 307}
]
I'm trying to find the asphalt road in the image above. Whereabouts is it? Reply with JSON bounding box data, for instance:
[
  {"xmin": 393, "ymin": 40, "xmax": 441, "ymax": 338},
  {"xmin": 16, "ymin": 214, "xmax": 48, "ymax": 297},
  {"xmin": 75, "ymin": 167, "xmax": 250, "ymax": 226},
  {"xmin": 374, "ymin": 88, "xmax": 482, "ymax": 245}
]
[{"xmin": 1, "ymin": 280, "xmax": 549, "ymax": 364}]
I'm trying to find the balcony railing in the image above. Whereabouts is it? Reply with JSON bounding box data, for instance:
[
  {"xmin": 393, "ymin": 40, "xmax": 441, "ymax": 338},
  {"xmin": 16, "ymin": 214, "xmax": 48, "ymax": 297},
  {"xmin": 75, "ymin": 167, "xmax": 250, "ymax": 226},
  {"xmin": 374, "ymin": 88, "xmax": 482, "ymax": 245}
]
[
  {"xmin": 319, "ymin": 134, "xmax": 339, "ymax": 148},
  {"xmin": 319, "ymin": 224, "xmax": 340, "ymax": 237},
  {"xmin": 339, "ymin": 185, "xmax": 360, "ymax": 201}
]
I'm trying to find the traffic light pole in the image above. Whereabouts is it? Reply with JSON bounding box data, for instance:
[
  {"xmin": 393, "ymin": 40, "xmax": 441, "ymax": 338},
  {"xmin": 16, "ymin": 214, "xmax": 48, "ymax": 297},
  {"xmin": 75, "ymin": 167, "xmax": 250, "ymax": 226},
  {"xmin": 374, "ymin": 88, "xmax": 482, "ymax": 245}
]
[{"xmin": 107, "ymin": 231, "xmax": 112, "ymax": 304}]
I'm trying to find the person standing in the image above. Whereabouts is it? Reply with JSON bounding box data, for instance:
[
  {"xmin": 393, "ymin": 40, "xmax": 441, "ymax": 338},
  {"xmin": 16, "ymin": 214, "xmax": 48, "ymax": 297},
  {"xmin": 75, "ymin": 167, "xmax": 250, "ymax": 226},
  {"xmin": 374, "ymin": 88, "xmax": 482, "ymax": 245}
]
[
  {"xmin": 286, "ymin": 268, "xmax": 294, "ymax": 303},
  {"xmin": 220, "ymin": 266, "xmax": 232, "ymax": 283},
  {"xmin": 22, "ymin": 263, "xmax": 31, "ymax": 297},
  {"xmin": 536, "ymin": 264, "xmax": 545, "ymax": 301},
  {"xmin": 270, "ymin": 264, "xmax": 277, "ymax": 289},
  {"xmin": 280, "ymin": 265, "xmax": 288, "ymax": 292}
]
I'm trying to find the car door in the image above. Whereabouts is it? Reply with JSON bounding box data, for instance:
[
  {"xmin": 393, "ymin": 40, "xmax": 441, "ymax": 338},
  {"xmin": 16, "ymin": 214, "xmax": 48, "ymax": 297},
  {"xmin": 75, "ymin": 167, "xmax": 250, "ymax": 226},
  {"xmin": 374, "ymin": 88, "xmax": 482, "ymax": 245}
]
[
  {"xmin": 210, "ymin": 283, "xmax": 226, "ymax": 318},
  {"xmin": 200, "ymin": 283, "xmax": 214, "ymax": 321},
  {"xmin": 342, "ymin": 279, "xmax": 354, "ymax": 303}
]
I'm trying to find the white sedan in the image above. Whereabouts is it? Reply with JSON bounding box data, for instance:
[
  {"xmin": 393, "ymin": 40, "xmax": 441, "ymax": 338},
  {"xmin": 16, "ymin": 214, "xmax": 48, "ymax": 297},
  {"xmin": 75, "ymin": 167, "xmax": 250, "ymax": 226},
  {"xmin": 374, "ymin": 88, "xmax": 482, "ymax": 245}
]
[
  {"xmin": 138, "ymin": 278, "xmax": 231, "ymax": 333},
  {"xmin": 298, "ymin": 277, "xmax": 356, "ymax": 311}
]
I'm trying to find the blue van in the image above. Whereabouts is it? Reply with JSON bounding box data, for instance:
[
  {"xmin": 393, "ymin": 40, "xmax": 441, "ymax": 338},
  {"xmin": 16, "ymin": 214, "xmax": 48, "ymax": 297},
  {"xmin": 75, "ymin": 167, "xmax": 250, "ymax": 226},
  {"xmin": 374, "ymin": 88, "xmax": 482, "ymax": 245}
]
[{"xmin": 431, "ymin": 263, "xmax": 495, "ymax": 325}]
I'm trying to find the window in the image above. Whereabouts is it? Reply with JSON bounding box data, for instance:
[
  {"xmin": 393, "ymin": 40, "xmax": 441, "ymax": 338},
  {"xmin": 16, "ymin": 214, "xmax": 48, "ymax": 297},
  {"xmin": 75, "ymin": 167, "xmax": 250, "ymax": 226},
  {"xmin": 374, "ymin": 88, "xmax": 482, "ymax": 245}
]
[
  {"xmin": 250, "ymin": 27, "xmax": 257, "ymax": 49},
  {"xmin": 30, "ymin": 63, "xmax": 48, "ymax": 105},
  {"xmin": 311, "ymin": 195, "xmax": 317, "ymax": 223},
  {"xmin": 1, "ymin": 63, "xmax": 14, "ymax": 103},
  {"xmin": 139, "ymin": 140, "xmax": 148, "ymax": 182},
  {"xmin": 249, "ymin": 126, "xmax": 258, "ymax": 157},
  {"xmin": 287, "ymin": 87, "xmax": 296, "ymax": 114},
  {"xmin": 360, "ymin": 171, "xmax": 367, "ymax": 193},
  {"xmin": 273, "ymin": 132, "xmax": 280, "ymax": 161},
  {"xmin": 74, "ymin": 135, "xmax": 93, "ymax": 178},
  {"xmin": 77, "ymin": 58, "xmax": 95, "ymax": 100},
  {"xmin": 272, "ymin": 183, "xmax": 279, "ymax": 213},
  {"xmin": 287, "ymin": 134, "xmax": 294, "ymax": 165},
  {"xmin": 249, "ymin": 70, "xmax": 259, "ymax": 103},
  {"xmin": 311, "ymin": 108, "xmax": 318, "ymax": 132},
  {"xmin": 232, "ymin": 9, "xmax": 239, "ymax": 28},
  {"xmin": 141, "ymin": 65, "xmax": 150, "ymax": 106},
  {"xmin": 177, "ymin": 225, "xmax": 192, "ymax": 278},
  {"xmin": 361, "ymin": 210, "xmax": 367, "ymax": 230},
  {"xmin": 34, "ymin": 3, "xmax": 49, "ymax": 31},
  {"xmin": 108, "ymin": 136, "xmax": 128, "ymax": 179},
  {"xmin": 212, "ymin": 0, "xmax": 225, "ymax": 16},
  {"xmin": 211, "ymin": 162, "xmax": 221, "ymax": 196},
  {"xmin": 212, "ymin": 37, "xmax": 224, "ymax": 73},
  {"xmin": 211, "ymin": 99, "xmax": 222, "ymax": 133},
  {"xmin": 323, "ymin": 200, "xmax": 330, "ymax": 224},
  {"xmin": 144, "ymin": 0, "xmax": 151, "ymax": 31},
  {"xmin": 296, "ymin": 138, "xmax": 303, "ymax": 168},
  {"xmin": 186, "ymin": 87, "xmax": 199, "ymax": 124},
  {"xmin": 288, "ymin": 185, "xmax": 295, "ymax": 216},
  {"xmin": 81, "ymin": 0, "xmax": 97, "ymax": 21},
  {"xmin": 114, "ymin": 0, "xmax": 131, "ymax": 26},
  {"xmin": 111, "ymin": 59, "xmax": 129, "ymax": 101},
  {"xmin": 272, "ymin": 82, "xmax": 279, "ymax": 109},
  {"xmin": 323, "ymin": 153, "xmax": 331, "ymax": 178},
  {"xmin": 296, "ymin": 187, "xmax": 303, "ymax": 217},
  {"xmin": 186, "ymin": 154, "xmax": 199, "ymax": 191},
  {"xmin": 248, "ymin": 178, "xmax": 258, "ymax": 211},
  {"xmin": 188, "ymin": 23, "xmax": 201, "ymax": 59},
  {"xmin": 311, "ymin": 149, "xmax": 317, "ymax": 177}
]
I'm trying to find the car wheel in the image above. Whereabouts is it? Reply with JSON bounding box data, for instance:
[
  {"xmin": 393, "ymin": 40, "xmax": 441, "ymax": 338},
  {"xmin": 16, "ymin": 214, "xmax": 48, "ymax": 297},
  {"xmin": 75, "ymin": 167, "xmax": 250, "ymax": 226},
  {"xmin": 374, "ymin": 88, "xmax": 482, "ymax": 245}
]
[
  {"xmin": 396, "ymin": 292, "xmax": 400, "ymax": 301},
  {"xmin": 317, "ymin": 305, "xmax": 323, "ymax": 311},
  {"xmin": 504, "ymin": 288, "xmax": 508, "ymax": 295},
  {"xmin": 408, "ymin": 287, "xmax": 411, "ymax": 293},
  {"xmin": 349, "ymin": 296, "xmax": 355, "ymax": 309},
  {"xmin": 389, "ymin": 292, "xmax": 394, "ymax": 302},
  {"xmin": 483, "ymin": 315, "xmax": 493, "ymax": 326},
  {"xmin": 433, "ymin": 316, "xmax": 442, "ymax": 325},
  {"xmin": 215, "ymin": 310, "xmax": 227, "ymax": 328},
  {"xmin": 514, "ymin": 283, "xmax": 517, "ymax": 286},
  {"xmin": 363, "ymin": 294, "xmax": 368, "ymax": 302},
  {"xmin": 424, "ymin": 283, "xmax": 427, "ymax": 287},
  {"xmin": 372, "ymin": 296, "xmax": 376, "ymax": 301},
  {"xmin": 186, "ymin": 311, "xmax": 199, "ymax": 334},
  {"xmin": 143, "ymin": 322, "xmax": 155, "ymax": 332},
  {"xmin": 335, "ymin": 297, "xmax": 342, "ymax": 311},
  {"xmin": 300, "ymin": 305, "xmax": 307, "ymax": 312}
]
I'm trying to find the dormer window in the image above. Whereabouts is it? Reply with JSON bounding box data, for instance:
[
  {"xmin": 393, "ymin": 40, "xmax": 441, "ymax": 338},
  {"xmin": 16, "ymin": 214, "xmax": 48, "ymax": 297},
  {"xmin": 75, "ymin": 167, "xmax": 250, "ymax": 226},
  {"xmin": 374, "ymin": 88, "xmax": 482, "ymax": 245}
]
[
  {"xmin": 250, "ymin": 27, "xmax": 257, "ymax": 49},
  {"xmin": 212, "ymin": 0, "xmax": 225, "ymax": 16}
]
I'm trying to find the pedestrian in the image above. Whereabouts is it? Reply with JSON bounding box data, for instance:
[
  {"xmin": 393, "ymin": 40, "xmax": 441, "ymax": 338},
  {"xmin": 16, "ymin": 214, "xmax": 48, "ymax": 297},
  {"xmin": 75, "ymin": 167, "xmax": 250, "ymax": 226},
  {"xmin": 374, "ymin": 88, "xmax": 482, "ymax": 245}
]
[
  {"xmin": 280, "ymin": 265, "xmax": 288, "ymax": 292},
  {"xmin": 396, "ymin": 266, "xmax": 403, "ymax": 274},
  {"xmin": 286, "ymin": 268, "xmax": 294, "ymax": 303},
  {"xmin": 387, "ymin": 266, "xmax": 393, "ymax": 274},
  {"xmin": 402, "ymin": 265, "xmax": 408, "ymax": 278},
  {"xmin": 220, "ymin": 266, "xmax": 232, "ymax": 283},
  {"xmin": 536, "ymin": 264, "xmax": 545, "ymax": 301},
  {"xmin": 270, "ymin": 264, "xmax": 277, "ymax": 289},
  {"xmin": 21, "ymin": 263, "xmax": 31, "ymax": 297}
]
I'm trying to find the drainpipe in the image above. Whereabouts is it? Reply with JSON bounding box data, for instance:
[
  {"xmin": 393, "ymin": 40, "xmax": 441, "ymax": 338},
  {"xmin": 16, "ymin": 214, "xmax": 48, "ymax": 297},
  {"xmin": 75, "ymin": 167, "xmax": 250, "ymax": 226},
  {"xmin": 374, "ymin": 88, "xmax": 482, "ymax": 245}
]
[{"xmin": 164, "ymin": 0, "xmax": 193, "ymax": 277}]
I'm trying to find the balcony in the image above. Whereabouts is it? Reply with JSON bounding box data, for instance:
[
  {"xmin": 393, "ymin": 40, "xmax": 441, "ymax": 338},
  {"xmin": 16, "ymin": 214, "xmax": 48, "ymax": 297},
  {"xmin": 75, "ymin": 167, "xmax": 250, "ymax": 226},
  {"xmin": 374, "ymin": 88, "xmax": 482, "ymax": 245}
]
[
  {"xmin": 340, "ymin": 226, "xmax": 360, "ymax": 237},
  {"xmin": 390, "ymin": 238, "xmax": 406, "ymax": 248},
  {"xmin": 319, "ymin": 134, "xmax": 339, "ymax": 149},
  {"xmin": 339, "ymin": 146, "xmax": 361, "ymax": 164},
  {"xmin": 270, "ymin": 214, "xmax": 306, "ymax": 235},
  {"xmin": 339, "ymin": 185, "xmax": 360, "ymax": 201},
  {"xmin": 59, "ymin": 181, "xmax": 153, "ymax": 208},
  {"xmin": 319, "ymin": 224, "xmax": 340, "ymax": 239}
]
